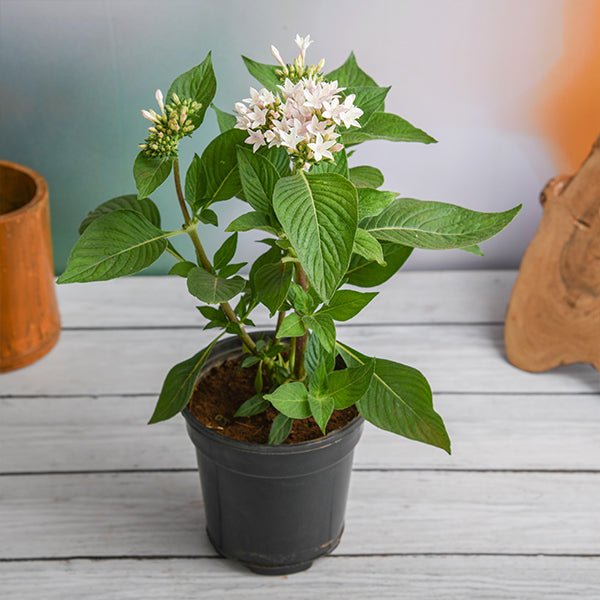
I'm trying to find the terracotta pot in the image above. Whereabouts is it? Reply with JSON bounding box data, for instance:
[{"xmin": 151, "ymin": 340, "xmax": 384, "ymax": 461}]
[{"xmin": 0, "ymin": 160, "xmax": 60, "ymax": 372}]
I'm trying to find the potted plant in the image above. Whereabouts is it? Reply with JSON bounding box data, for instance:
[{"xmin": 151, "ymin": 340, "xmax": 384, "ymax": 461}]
[{"xmin": 58, "ymin": 35, "xmax": 520, "ymax": 574}]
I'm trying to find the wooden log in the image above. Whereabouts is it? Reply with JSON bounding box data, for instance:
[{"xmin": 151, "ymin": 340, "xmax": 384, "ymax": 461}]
[
  {"xmin": 505, "ymin": 137, "xmax": 600, "ymax": 371},
  {"xmin": 0, "ymin": 161, "xmax": 60, "ymax": 372}
]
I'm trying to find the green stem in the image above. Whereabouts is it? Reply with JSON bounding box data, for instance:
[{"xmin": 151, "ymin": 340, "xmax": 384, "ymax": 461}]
[
  {"xmin": 172, "ymin": 157, "xmax": 258, "ymax": 355},
  {"xmin": 294, "ymin": 263, "xmax": 308, "ymax": 380}
]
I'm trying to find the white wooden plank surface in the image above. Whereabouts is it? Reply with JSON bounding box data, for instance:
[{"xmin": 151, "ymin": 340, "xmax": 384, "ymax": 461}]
[
  {"xmin": 2, "ymin": 556, "xmax": 598, "ymax": 600},
  {"xmin": 57, "ymin": 271, "xmax": 516, "ymax": 328},
  {"xmin": 2, "ymin": 394, "xmax": 600, "ymax": 473},
  {"xmin": 2, "ymin": 326, "xmax": 598, "ymax": 396},
  {"xmin": 2, "ymin": 471, "xmax": 599, "ymax": 558}
]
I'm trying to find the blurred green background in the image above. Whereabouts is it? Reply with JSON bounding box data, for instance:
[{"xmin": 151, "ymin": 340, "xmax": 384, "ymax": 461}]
[{"xmin": 1, "ymin": 0, "xmax": 564, "ymax": 274}]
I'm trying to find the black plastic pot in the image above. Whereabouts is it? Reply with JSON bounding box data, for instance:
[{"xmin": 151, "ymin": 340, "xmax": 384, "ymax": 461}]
[{"xmin": 182, "ymin": 332, "xmax": 364, "ymax": 575}]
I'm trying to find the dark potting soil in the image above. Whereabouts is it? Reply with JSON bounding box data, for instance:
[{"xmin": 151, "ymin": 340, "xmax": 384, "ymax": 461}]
[{"xmin": 188, "ymin": 356, "xmax": 358, "ymax": 444}]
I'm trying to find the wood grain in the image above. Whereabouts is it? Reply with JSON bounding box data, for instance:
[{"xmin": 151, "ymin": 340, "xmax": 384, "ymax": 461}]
[
  {"xmin": 506, "ymin": 139, "xmax": 600, "ymax": 371},
  {"xmin": 1, "ymin": 393, "xmax": 599, "ymax": 473},
  {"xmin": 2, "ymin": 471, "xmax": 599, "ymax": 558},
  {"xmin": 2, "ymin": 556, "xmax": 598, "ymax": 600},
  {"xmin": 2, "ymin": 325, "xmax": 598, "ymax": 396}
]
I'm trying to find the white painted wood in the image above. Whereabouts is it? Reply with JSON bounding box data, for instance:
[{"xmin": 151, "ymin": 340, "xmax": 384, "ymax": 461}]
[
  {"xmin": 2, "ymin": 325, "xmax": 598, "ymax": 396},
  {"xmin": 1, "ymin": 555, "xmax": 598, "ymax": 600},
  {"xmin": 2, "ymin": 394, "xmax": 600, "ymax": 473},
  {"xmin": 1, "ymin": 471, "xmax": 599, "ymax": 558},
  {"xmin": 57, "ymin": 271, "xmax": 516, "ymax": 328}
]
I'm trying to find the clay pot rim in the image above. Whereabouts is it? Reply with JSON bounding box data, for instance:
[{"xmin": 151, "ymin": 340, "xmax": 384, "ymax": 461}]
[{"xmin": 0, "ymin": 160, "xmax": 48, "ymax": 222}]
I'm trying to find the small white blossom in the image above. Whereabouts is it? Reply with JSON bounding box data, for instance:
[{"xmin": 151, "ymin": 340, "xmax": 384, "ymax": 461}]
[
  {"xmin": 295, "ymin": 34, "xmax": 313, "ymax": 63},
  {"xmin": 245, "ymin": 129, "xmax": 266, "ymax": 152},
  {"xmin": 154, "ymin": 89, "xmax": 165, "ymax": 113},
  {"xmin": 307, "ymin": 133, "xmax": 337, "ymax": 161}
]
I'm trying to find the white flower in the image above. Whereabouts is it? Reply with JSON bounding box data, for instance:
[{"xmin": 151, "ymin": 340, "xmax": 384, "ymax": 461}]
[
  {"xmin": 295, "ymin": 34, "xmax": 313, "ymax": 63},
  {"xmin": 279, "ymin": 128, "xmax": 305, "ymax": 151},
  {"xmin": 339, "ymin": 94, "xmax": 363, "ymax": 128},
  {"xmin": 245, "ymin": 129, "xmax": 266, "ymax": 152},
  {"xmin": 154, "ymin": 89, "xmax": 165, "ymax": 113},
  {"xmin": 321, "ymin": 97, "xmax": 344, "ymax": 125},
  {"xmin": 307, "ymin": 133, "xmax": 337, "ymax": 161},
  {"xmin": 271, "ymin": 45, "xmax": 286, "ymax": 68}
]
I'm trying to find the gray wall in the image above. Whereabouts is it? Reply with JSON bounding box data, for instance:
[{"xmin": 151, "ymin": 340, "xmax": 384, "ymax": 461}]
[{"xmin": 1, "ymin": 0, "xmax": 567, "ymax": 274}]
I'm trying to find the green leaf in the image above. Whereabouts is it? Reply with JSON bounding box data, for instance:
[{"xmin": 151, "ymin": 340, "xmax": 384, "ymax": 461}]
[
  {"xmin": 254, "ymin": 260, "xmax": 293, "ymax": 315},
  {"xmin": 308, "ymin": 392, "xmax": 334, "ymax": 434},
  {"xmin": 303, "ymin": 313, "xmax": 336, "ymax": 354},
  {"xmin": 237, "ymin": 146, "xmax": 280, "ymax": 214},
  {"xmin": 219, "ymin": 262, "xmax": 246, "ymax": 278},
  {"xmin": 338, "ymin": 343, "xmax": 451, "ymax": 453},
  {"xmin": 463, "ymin": 244, "xmax": 484, "ymax": 256},
  {"xmin": 258, "ymin": 146, "xmax": 290, "ymax": 177},
  {"xmin": 345, "ymin": 86, "xmax": 390, "ymax": 126},
  {"xmin": 276, "ymin": 313, "xmax": 305, "ymax": 338},
  {"xmin": 200, "ymin": 129, "xmax": 247, "ymax": 202},
  {"xmin": 363, "ymin": 199, "xmax": 522, "ymax": 250},
  {"xmin": 234, "ymin": 393, "xmax": 270, "ymax": 417},
  {"xmin": 185, "ymin": 154, "xmax": 207, "ymax": 209},
  {"xmin": 169, "ymin": 261, "xmax": 196, "ymax": 277},
  {"xmin": 213, "ymin": 233, "xmax": 238, "ymax": 271},
  {"xmin": 304, "ymin": 333, "xmax": 335, "ymax": 377},
  {"xmin": 166, "ymin": 52, "xmax": 216, "ymax": 129},
  {"xmin": 268, "ymin": 413, "xmax": 293, "ymax": 445},
  {"xmin": 326, "ymin": 52, "xmax": 378, "ymax": 87},
  {"xmin": 133, "ymin": 153, "xmax": 173, "ymax": 199},
  {"xmin": 57, "ymin": 210, "xmax": 170, "ymax": 284},
  {"xmin": 148, "ymin": 335, "xmax": 223, "ymax": 423},
  {"xmin": 187, "ymin": 267, "xmax": 245, "ymax": 303},
  {"xmin": 342, "ymin": 112, "xmax": 437, "ymax": 146},
  {"xmin": 273, "ymin": 172, "xmax": 358, "ymax": 302},
  {"xmin": 349, "ymin": 166, "xmax": 384, "ymax": 189},
  {"xmin": 353, "ymin": 228, "xmax": 385, "ymax": 265},
  {"xmin": 309, "ymin": 150, "xmax": 349, "ymax": 177},
  {"xmin": 242, "ymin": 56, "xmax": 281, "ymax": 91},
  {"xmin": 318, "ymin": 289, "xmax": 378, "ymax": 322},
  {"xmin": 211, "ymin": 103, "xmax": 236, "ymax": 132},
  {"xmin": 198, "ymin": 208, "xmax": 218, "ymax": 226},
  {"xmin": 287, "ymin": 282, "xmax": 317, "ymax": 315},
  {"xmin": 79, "ymin": 195, "xmax": 160, "ymax": 234},
  {"xmin": 226, "ymin": 211, "xmax": 277, "ymax": 234},
  {"xmin": 358, "ymin": 188, "xmax": 398, "ymax": 220},
  {"xmin": 265, "ymin": 382, "xmax": 310, "ymax": 419},
  {"xmin": 346, "ymin": 242, "xmax": 413, "ymax": 287},
  {"xmin": 328, "ymin": 360, "xmax": 375, "ymax": 410}
]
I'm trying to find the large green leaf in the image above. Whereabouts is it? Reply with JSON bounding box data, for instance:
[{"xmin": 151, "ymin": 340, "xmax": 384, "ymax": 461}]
[
  {"xmin": 187, "ymin": 267, "xmax": 245, "ymax": 303},
  {"xmin": 326, "ymin": 52, "xmax": 378, "ymax": 87},
  {"xmin": 309, "ymin": 151, "xmax": 349, "ymax": 177},
  {"xmin": 226, "ymin": 211, "xmax": 277, "ymax": 234},
  {"xmin": 265, "ymin": 382, "xmax": 310, "ymax": 419},
  {"xmin": 242, "ymin": 56, "xmax": 281, "ymax": 91},
  {"xmin": 237, "ymin": 146, "xmax": 280, "ymax": 214},
  {"xmin": 133, "ymin": 153, "xmax": 173, "ymax": 199},
  {"xmin": 358, "ymin": 188, "xmax": 398, "ymax": 220},
  {"xmin": 363, "ymin": 199, "xmax": 522, "ymax": 250},
  {"xmin": 303, "ymin": 313, "xmax": 336, "ymax": 354},
  {"xmin": 353, "ymin": 228, "xmax": 385, "ymax": 265},
  {"xmin": 346, "ymin": 242, "xmax": 413, "ymax": 287},
  {"xmin": 338, "ymin": 343, "xmax": 451, "ymax": 453},
  {"xmin": 258, "ymin": 146, "xmax": 290, "ymax": 177},
  {"xmin": 166, "ymin": 52, "xmax": 216, "ymax": 129},
  {"xmin": 318, "ymin": 289, "xmax": 378, "ymax": 322},
  {"xmin": 57, "ymin": 210, "xmax": 171, "ymax": 284},
  {"xmin": 276, "ymin": 313, "xmax": 305, "ymax": 338},
  {"xmin": 273, "ymin": 172, "xmax": 358, "ymax": 302},
  {"xmin": 254, "ymin": 259, "xmax": 293, "ymax": 315},
  {"xmin": 185, "ymin": 154, "xmax": 207, "ymax": 210},
  {"xmin": 328, "ymin": 361, "xmax": 375, "ymax": 410},
  {"xmin": 79, "ymin": 195, "xmax": 160, "ymax": 234},
  {"xmin": 349, "ymin": 166, "xmax": 384, "ymax": 189},
  {"xmin": 213, "ymin": 233, "xmax": 238, "ymax": 271},
  {"xmin": 211, "ymin": 104, "xmax": 236, "ymax": 132},
  {"xmin": 342, "ymin": 112, "xmax": 437, "ymax": 146},
  {"xmin": 200, "ymin": 129, "xmax": 247, "ymax": 202},
  {"xmin": 345, "ymin": 86, "xmax": 390, "ymax": 126},
  {"xmin": 148, "ymin": 335, "xmax": 223, "ymax": 423}
]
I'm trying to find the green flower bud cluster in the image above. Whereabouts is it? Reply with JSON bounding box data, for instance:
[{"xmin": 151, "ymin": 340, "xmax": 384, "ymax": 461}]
[
  {"xmin": 275, "ymin": 58, "xmax": 325, "ymax": 84},
  {"xmin": 140, "ymin": 94, "xmax": 202, "ymax": 158}
]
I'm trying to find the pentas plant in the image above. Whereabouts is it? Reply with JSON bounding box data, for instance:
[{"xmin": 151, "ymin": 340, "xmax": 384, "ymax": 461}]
[{"xmin": 58, "ymin": 36, "xmax": 520, "ymax": 449}]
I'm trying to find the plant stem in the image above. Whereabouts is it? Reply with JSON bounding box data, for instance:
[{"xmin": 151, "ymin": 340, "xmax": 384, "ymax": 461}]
[
  {"xmin": 294, "ymin": 263, "xmax": 308, "ymax": 380},
  {"xmin": 172, "ymin": 157, "xmax": 258, "ymax": 355},
  {"xmin": 275, "ymin": 310, "xmax": 286, "ymax": 337}
]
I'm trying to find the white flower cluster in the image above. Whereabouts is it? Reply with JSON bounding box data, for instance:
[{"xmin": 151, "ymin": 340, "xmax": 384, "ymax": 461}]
[{"xmin": 234, "ymin": 36, "xmax": 364, "ymax": 169}]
